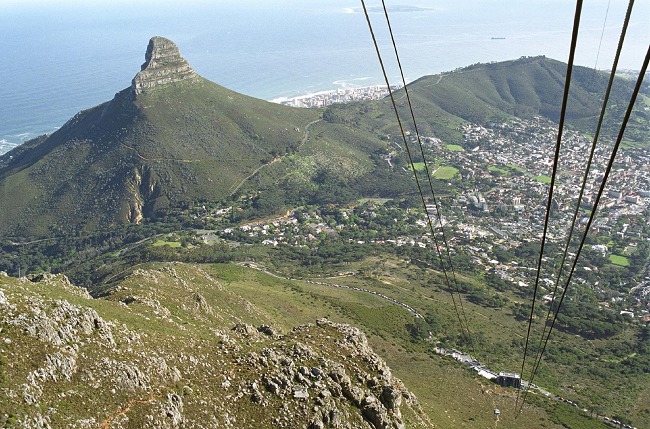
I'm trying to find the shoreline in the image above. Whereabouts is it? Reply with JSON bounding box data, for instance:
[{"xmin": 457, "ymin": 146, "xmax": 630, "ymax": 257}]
[
  {"xmin": 0, "ymin": 139, "xmax": 22, "ymax": 156},
  {"xmin": 0, "ymin": 131, "xmax": 56, "ymax": 156},
  {"xmin": 269, "ymin": 84, "xmax": 402, "ymax": 108}
]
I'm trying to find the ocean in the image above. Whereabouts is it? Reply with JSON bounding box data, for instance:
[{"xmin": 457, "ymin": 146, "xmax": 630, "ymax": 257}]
[{"xmin": 1, "ymin": 0, "xmax": 647, "ymax": 154}]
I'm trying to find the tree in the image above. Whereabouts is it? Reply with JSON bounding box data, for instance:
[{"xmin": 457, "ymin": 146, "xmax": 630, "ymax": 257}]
[{"xmin": 406, "ymin": 317, "xmax": 432, "ymax": 341}]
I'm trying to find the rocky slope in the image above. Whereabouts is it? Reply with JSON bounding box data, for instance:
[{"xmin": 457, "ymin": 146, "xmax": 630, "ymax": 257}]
[{"xmin": 0, "ymin": 266, "xmax": 434, "ymax": 428}]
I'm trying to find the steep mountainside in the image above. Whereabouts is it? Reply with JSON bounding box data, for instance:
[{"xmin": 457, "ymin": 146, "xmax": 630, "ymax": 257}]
[
  {"xmin": 0, "ymin": 265, "xmax": 433, "ymax": 428},
  {"xmin": 0, "ymin": 37, "xmax": 318, "ymax": 236}
]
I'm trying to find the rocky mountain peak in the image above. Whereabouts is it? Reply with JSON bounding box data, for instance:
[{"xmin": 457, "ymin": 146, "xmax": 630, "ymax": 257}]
[{"xmin": 131, "ymin": 36, "xmax": 197, "ymax": 95}]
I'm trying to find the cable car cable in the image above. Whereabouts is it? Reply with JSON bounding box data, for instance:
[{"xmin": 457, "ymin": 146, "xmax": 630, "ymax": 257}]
[
  {"xmin": 516, "ymin": 0, "xmax": 584, "ymax": 412},
  {"xmin": 359, "ymin": 0, "xmax": 471, "ymax": 341},
  {"xmin": 519, "ymin": 42, "xmax": 649, "ymax": 416},
  {"xmin": 595, "ymin": 0, "xmax": 612, "ymax": 70},
  {"xmin": 528, "ymin": 0, "xmax": 635, "ymax": 403},
  {"xmin": 378, "ymin": 0, "xmax": 473, "ymax": 346}
]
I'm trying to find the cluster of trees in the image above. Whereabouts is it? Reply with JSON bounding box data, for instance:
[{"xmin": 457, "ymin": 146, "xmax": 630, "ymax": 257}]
[
  {"xmin": 553, "ymin": 301, "xmax": 624, "ymax": 339},
  {"xmin": 270, "ymin": 240, "xmax": 372, "ymax": 270},
  {"xmin": 0, "ymin": 221, "xmax": 179, "ymax": 283},
  {"xmin": 0, "ymin": 222, "xmax": 185, "ymax": 286}
]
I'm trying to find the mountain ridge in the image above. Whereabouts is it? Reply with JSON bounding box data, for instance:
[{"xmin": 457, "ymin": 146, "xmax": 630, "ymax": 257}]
[{"xmin": 0, "ymin": 37, "xmax": 319, "ymax": 236}]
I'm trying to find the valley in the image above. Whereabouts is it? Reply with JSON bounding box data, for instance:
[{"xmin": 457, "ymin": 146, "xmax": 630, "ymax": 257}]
[{"xmin": 1, "ymin": 37, "xmax": 649, "ymax": 428}]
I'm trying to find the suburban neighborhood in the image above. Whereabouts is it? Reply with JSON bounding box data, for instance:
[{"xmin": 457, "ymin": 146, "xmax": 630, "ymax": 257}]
[{"xmin": 181, "ymin": 115, "xmax": 650, "ymax": 323}]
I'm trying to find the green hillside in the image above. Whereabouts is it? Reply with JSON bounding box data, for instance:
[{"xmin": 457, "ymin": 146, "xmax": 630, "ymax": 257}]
[
  {"xmin": 0, "ymin": 79, "xmax": 318, "ymax": 237},
  {"xmin": 1, "ymin": 263, "xmax": 595, "ymax": 429},
  {"xmin": 325, "ymin": 56, "xmax": 648, "ymax": 145}
]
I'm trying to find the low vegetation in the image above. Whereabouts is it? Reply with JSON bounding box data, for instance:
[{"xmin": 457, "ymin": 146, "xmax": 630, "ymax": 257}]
[
  {"xmin": 432, "ymin": 166, "xmax": 459, "ymax": 180},
  {"xmin": 609, "ymin": 254, "xmax": 630, "ymax": 267}
]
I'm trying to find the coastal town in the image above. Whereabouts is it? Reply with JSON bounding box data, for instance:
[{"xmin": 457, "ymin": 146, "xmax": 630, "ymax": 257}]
[
  {"xmin": 184, "ymin": 115, "xmax": 650, "ymax": 323},
  {"xmin": 272, "ymin": 85, "xmax": 400, "ymax": 108}
]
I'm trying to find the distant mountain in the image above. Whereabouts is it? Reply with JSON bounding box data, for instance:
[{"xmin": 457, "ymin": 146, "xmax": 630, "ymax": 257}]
[
  {"xmin": 324, "ymin": 56, "xmax": 649, "ymax": 144},
  {"xmin": 1, "ymin": 39, "xmax": 646, "ymax": 238}
]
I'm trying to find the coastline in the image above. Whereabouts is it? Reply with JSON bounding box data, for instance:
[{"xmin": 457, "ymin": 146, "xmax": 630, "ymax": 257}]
[
  {"xmin": 0, "ymin": 139, "xmax": 23, "ymax": 156},
  {"xmin": 270, "ymin": 84, "xmax": 401, "ymax": 108},
  {"xmin": 0, "ymin": 130, "xmax": 56, "ymax": 156},
  {"xmin": 0, "ymin": 138, "xmax": 20, "ymax": 147}
]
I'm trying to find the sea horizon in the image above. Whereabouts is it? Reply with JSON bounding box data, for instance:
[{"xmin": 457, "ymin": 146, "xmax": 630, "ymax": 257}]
[{"xmin": 1, "ymin": 0, "xmax": 647, "ymax": 154}]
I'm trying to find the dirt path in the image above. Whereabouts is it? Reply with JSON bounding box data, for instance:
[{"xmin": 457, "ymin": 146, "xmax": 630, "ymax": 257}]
[
  {"xmin": 396, "ymin": 73, "xmax": 445, "ymax": 102},
  {"xmin": 228, "ymin": 118, "xmax": 322, "ymax": 197},
  {"xmin": 100, "ymin": 393, "xmax": 158, "ymax": 429}
]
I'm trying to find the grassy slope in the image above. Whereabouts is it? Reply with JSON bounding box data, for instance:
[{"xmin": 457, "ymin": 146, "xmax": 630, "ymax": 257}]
[
  {"xmin": 132, "ymin": 78, "xmax": 319, "ymax": 200},
  {"xmin": 0, "ymin": 79, "xmax": 318, "ymax": 237},
  {"xmin": 188, "ymin": 263, "xmax": 625, "ymax": 428},
  {"xmin": 241, "ymin": 246, "xmax": 648, "ymax": 428},
  {"xmin": 246, "ymin": 121, "xmax": 380, "ymax": 193},
  {"xmin": 203, "ymin": 263, "xmax": 613, "ymax": 428},
  {"xmin": 342, "ymin": 56, "xmax": 647, "ymax": 147}
]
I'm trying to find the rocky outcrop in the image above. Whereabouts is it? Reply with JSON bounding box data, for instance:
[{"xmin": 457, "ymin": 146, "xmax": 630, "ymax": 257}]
[
  {"xmin": 33, "ymin": 273, "xmax": 92, "ymax": 298},
  {"xmin": 0, "ymin": 267, "xmax": 435, "ymax": 429},
  {"xmin": 229, "ymin": 318, "xmax": 429, "ymax": 429},
  {"xmin": 144, "ymin": 393, "xmax": 185, "ymax": 429},
  {"xmin": 5, "ymin": 296, "xmax": 114, "ymax": 347},
  {"xmin": 131, "ymin": 36, "xmax": 197, "ymax": 95}
]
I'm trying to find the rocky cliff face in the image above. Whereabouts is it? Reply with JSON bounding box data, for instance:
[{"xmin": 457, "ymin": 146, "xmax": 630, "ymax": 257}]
[
  {"xmin": 131, "ymin": 36, "xmax": 198, "ymax": 95},
  {"xmin": 0, "ymin": 265, "xmax": 435, "ymax": 429}
]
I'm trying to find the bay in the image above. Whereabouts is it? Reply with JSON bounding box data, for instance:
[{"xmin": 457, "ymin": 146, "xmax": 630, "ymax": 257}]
[{"xmin": 0, "ymin": 0, "xmax": 647, "ymax": 153}]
